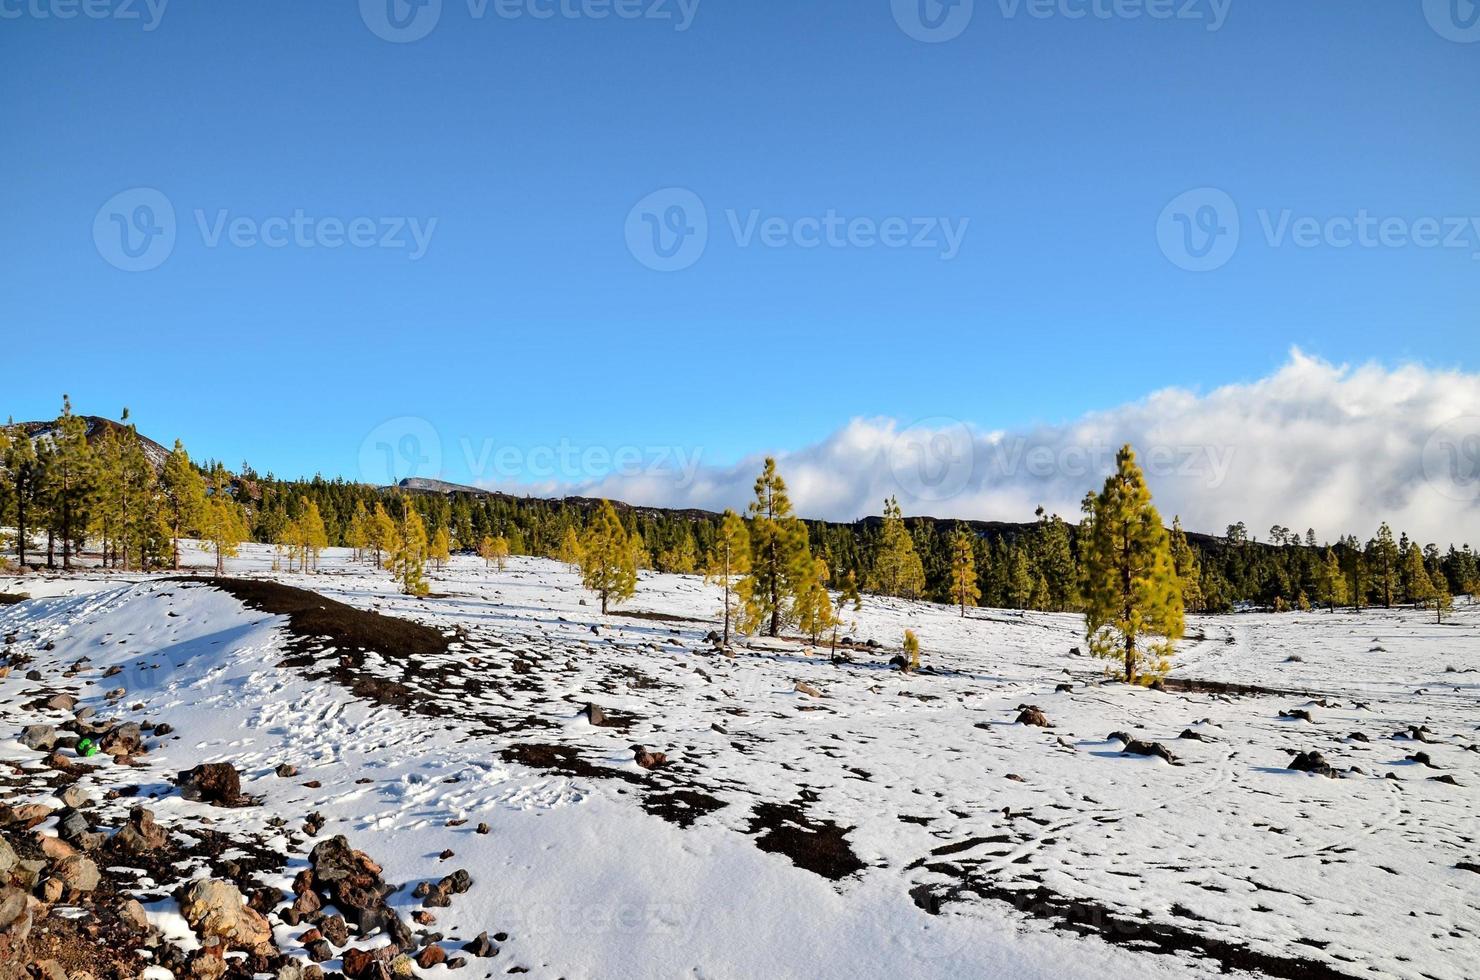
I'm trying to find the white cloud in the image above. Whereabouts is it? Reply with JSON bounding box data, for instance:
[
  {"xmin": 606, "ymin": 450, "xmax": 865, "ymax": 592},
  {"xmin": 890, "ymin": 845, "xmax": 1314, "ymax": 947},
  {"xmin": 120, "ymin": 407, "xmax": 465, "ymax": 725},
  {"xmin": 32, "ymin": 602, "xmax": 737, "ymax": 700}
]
[{"xmin": 475, "ymin": 350, "xmax": 1480, "ymax": 546}]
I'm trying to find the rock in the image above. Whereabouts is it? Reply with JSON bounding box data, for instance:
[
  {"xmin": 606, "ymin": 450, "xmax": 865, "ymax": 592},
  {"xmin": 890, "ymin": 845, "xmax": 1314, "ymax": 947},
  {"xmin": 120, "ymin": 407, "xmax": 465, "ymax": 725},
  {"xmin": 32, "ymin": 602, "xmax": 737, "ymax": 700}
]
[
  {"xmin": 437, "ymin": 849, "xmax": 453, "ymax": 861},
  {"xmin": 45, "ymin": 695, "xmax": 76, "ymax": 712},
  {"xmin": 584, "ymin": 703, "xmax": 607, "ymax": 726},
  {"xmin": 19, "ymin": 726, "xmax": 57, "ymax": 752},
  {"xmin": 38, "ymin": 877, "xmax": 63, "ymax": 903},
  {"xmin": 342, "ymin": 946, "xmax": 400, "ymax": 980},
  {"xmin": 0, "ymin": 885, "xmax": 31, "ymax": 932},
  {"xmin": 415, "ymin": 945, "xmax": 446, "ymax": 969},
  {"xmin": 38, "ymin": 836, "xmax": 76, "ymax": 861},
  {"xmin": 462, "ymin": 932, "xmax": 497, "ymax": 957},
  {"xmin": 1014, "ymin": 705, "xmax": 1051, "ymax": 727},
  {"xmin": 1348, "ymin": 732, "xmax": 1370, "ymax": 742},
  {"xmin": 120, "ymin": 898, "xmax": 151, "ymax": 933},
  {"xmin": 1279, "ymin": 708, "xmax": 1315, "ymax": 723},
  {"xmin": 104, "ymin": 688, "xmax": 126, "ymax": 701},
  {"xmin": 305, "ymin": 939, "xmax": 334, "ymax": 962},
  {"xmin": 420, "ymin": 870, "xmax": 472, "ymax": 909},
  {"xmin": 180, "ymin": 879, "xmax": 273, "ymax": 954},
  {"xmin": 632, "ymin": 746, "xmax": 668, "ymax": 770},
  {"xmin": 7, "ymin": 804, "xmax": 52, "ymax": 830},
  {"xmin": 56, "ymin": 810, "xmax": 90, "ymax": 844},
  {"xmin": 1054, "ymin": 683, "xmax": 1073, "ymax": 693},
  {"xmin": 476, "ymin": 823, "xmax": 490, "ymax": 835},
  {"xmin": 99, "ymin": 722, "xmax": 144, "ymax": 757},
  {"xmin": 0, "ymin": 838, "xmax": 16, "ymax": 877},
  {"xmin": 1120, "ymin": 740, "xmax": 1177, "ymax": 764},
  {"xmin": 794, "ymin": 681, "xmax": 824, "ymax": 698},
  {"xmin": 114, "ymin": 807, "xmax": 170, "ymax": 853},
  {"xmin": 275, "ymin": 763, "xmax": 298, "ymax": 778},
  {"xmin": 177, "ymin": 763, "xmax": 249, "ymax": 807},
  {"xmin": 1431, "ymin": 774, "xmax": 1461, "ymax": 786},
  {"xmin": 1178, "ymin": 729, "xmax": 1213, "ymax": 741},
  {"xmin": 153, "ymin": 722, "xmax": 173, "ymax": 736},
  {"xmin": 54, "ymin": 855, "xmax": 100, "ymax": 893},
  {"xmin": 1289, "ymin": 751, "xmax": 1339, "ymax": 777},
  {"xmin": 320, "ymin": 914, "xmax": 349, "ymax": 947},
  {"xmin": 57, "ymin": 787, "xmax": 87, "ymax": 810},
  {"xmin": 33, "ymin": 959, "xmax": 66, "ymax": 980},
  {"xmin": 1407, "ymin": 751, "xmax": 1439, "ymax": 769}
]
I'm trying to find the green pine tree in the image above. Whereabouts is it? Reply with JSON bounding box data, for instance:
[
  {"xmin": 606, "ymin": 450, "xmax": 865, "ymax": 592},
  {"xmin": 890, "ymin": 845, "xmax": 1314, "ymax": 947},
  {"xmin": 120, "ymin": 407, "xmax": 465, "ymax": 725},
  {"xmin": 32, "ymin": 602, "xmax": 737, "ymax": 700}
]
[
  {"xmin": 1079, "ymin": 445, "xmax": 1185, "ymax": 685},
  {"xmin": 580, "ymin": 500, "xmax": 637, "ymax": 614}
]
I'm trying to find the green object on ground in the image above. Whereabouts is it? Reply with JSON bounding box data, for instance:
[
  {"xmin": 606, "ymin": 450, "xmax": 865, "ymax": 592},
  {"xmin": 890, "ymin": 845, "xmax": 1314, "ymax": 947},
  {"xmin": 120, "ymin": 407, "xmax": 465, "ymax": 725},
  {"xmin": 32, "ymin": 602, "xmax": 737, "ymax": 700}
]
[{"xmin": 76, "ymin": 738, "xmax": 99, "ymax": 758}]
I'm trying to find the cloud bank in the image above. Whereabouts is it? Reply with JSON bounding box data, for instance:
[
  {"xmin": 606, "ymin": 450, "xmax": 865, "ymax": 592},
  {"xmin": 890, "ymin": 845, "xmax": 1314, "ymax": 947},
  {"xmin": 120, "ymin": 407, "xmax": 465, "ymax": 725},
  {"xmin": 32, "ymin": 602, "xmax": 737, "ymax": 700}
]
[{"xmin": 476, "ymin": 350, "xmax": 1480, "ymax": 546}]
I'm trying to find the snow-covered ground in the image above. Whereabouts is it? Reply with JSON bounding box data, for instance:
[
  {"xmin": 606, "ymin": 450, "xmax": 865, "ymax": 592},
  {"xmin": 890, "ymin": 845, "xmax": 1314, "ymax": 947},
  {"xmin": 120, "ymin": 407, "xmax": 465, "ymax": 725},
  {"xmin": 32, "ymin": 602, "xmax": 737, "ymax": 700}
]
[{"xmin": 2, "ymin": 544, "xmax": 1477, "ymax": 980}]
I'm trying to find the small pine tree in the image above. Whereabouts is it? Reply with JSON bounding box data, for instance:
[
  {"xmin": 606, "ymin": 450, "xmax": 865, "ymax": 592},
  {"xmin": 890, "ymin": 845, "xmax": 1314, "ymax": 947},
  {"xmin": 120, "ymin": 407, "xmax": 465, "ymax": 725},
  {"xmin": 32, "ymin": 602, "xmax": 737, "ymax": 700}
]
[
  {"xmin": 1402, "ymin": 545, "xmax": 1432, "ymax": 607},
  {"xmin": 346, "ymin": 501, "xmax": 371, "ymax": 562},
  {"xmin": 740, "ymin": 458, "xmax": 811, "ymax": 637},
  {"xmin": 902, "ymin": 629, "xmax": 920, "ymax": 673},
  {"xmin": 949, "ymin": 528, "xmax": 980, "ymax": 617},
  {"xmin": 580, "ymin": 500, "xmax": 637, "ymax": 614},
  {"xmin": 1432, "ymin": 568, "xmax": 1453, "ymax": 624},
  {"xmin": 369, "ymin": 502, "xmax": 397, "ymax": 568},
  {"xmin": 430, "ymin": 526, "xmax": 452, "ymax": 571},
  {"xmin": 299, "ymin": 499, "xmax": 329, "ymax": 572},
  {"xmin": 1079, "ymin": 445, "xmax": 1184, "ymax": 685},
  {"xmin": 555, "ymin": 525, "xmax": 584, "ymax": 570},
  {"xmin": 795, "ymin": 555, "xmax": 836, "ymax": 644},
  {"xmin": 161, "ymin": 439, "xmax": 206, "ymax": 572},
  {"xmin": 1168, "ymin": 516, "xmax": 1204, "ymax": 613},
  {"xmin": 199, "ymin": 467, "xmax": 250, "ymax": 577},
  {"xmin": 388, "ymin": 501, "xmax": 429, "ymax": 596},
  {"xmin": 828, "ymin": 570, "xmax": 862, "ymax": 663},
  {"xmin": 703, "ymin": 509, "xmax": 750, "ymax": 646},
  {"xmin": 1317, "ymin": 548, "xmax": 1349, "ymax": 611},
  {"xmin": 868, "ymin": 496, "xmax": 926, "ymax": 598}
]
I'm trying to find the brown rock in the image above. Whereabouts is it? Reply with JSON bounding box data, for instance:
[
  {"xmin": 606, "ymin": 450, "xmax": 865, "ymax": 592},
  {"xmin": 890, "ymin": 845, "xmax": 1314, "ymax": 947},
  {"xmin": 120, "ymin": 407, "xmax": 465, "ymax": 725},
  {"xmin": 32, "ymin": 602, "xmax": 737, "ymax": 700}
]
[
  {"xmin": 415, "ymin": 945, "xmax": 446, "ymax": 969},
  {"xmin": 114, "ymin": 807, "xmax": 170, "ymax": 853},
  {"xmin": 38, "ymin": 878, "xmax": 63, "ymax": 904},
  {"xmin": 177, "ymin": 764, "xmax": 250, "ymax": 807},
  {"xmin": 180, "ymin": 879, "xmax": 273, "ymax": 954},
  {"xmin": 55, "ymin": 855, "xmax": 100, "ymax": 894},
  {"xmin": 632, "ymin": 746, "xmax": 668, "ymax": 770},
  {"xmin": 120, "ymin": 898, "xmax": 151, "ymax": 933},
  {"xmin": 1014, "ymin": 705, "xmax": 1052, "ymax": 728}
]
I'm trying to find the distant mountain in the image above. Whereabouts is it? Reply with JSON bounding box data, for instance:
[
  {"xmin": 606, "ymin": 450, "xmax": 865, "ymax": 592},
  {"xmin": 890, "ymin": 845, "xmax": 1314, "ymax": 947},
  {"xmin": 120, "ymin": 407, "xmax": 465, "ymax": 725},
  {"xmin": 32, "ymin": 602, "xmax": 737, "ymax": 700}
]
[{"xmin": 18, "ymin": 416, "xmax": 171, "ymax": 470}]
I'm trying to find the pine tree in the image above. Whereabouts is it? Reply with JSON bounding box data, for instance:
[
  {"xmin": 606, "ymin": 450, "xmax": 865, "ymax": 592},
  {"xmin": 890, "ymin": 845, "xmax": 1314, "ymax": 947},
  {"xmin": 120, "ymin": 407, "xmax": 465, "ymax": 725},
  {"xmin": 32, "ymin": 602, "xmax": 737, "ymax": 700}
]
[
  {"xmin": 430, "ymin": 526, "xmax": 452, "ymax": 570},
  {"xmin": 555, "ymin": 526, "xmax": 584, "ymax": 570},
  {"xmin": 1402, "ymin": 544, "xmax": 1431, "ymax": 607},
  {"xmin": 580, "ymin": 500, "xmax": 637, "ymax": 614},
  {"xmin": 868, "ymin": 496, "xmax": 926, "ymax": 598},
  {"xmin": 1006, "ymin": 548, "xmax": 1034, "ymax": 609},
  {"xmin": 795, "ymin": 555, "xmax": 836, "ymax": 644},
  {"xmin": 1431, "ymin": 568, "xmax": 1453, "ymax": 623},
  {"xmin": 298, "ymin": 499, "xmax": 329, "ymax": 572},
  {"xmin": 388, "ymin": 500, "xmax": 429, "ymax": 596},
  {"xmin": 1080, "ymin": 445, "xmax": 1184, "ymax": 685},
  {"xmin": 1034, "ymin": 509, "xmax": 1080, "ymax": 611},
  {"xmin": 479, "ymin": 534, "xmax": 509, "ymax": 570},
  {"xmin": 703, "ymin": 509, "xmax": 750, "ymax": 646},
  {"xmin": 657, "ymin": 529, "xmax": 698, "ymax": 574},
  {"xmin": 1317, "ymin": 548, "xmax": 1349, "ymax": 611},
  {"xmin": 1369, "ymin": 523, "xmax": 1399, "ymax": 608},
  {"xmin": 828, "ymin": 570, "xmax": 862, "ymax": 663},
  {"xmin": 948, "ymin": 528, "xmax": 980, "ymax": 617},
  {"xmin": 1168, "ymin": 516, "xmax": 1204, "ymax": 613},
  {"xmin": 46, "ymin": 396, "xmax": 95, "ymax": 570},
  {"xmin": 161, "ymin": 439, "xmax": 206, "ymax": 571},
  {"xmin": 345, "ymin": 501, "xmax": 371, "ymax": 562},
  {"xmin": 199, "ymin": 466, "xmax": 250, "ymax": 577},
  {"xmin": 902, "ymin": 629, "xmax": 921, "ymax": 673},
  {"xmin": 2, "ymin": 420, "xmax": 40, "ymax": 568},
  {"xmin": 740, "ymin": 458, "xmax": 810, "ymax": 637},
  {"xmin": 369, "ymin": 502, "xmax": 397, "ymax": 568}
]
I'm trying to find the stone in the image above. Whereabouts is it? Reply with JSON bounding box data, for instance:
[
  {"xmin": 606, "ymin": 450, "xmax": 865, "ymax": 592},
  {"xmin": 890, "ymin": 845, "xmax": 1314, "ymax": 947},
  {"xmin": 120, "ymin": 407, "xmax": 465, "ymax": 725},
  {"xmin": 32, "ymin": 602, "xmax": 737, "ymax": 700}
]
[
  {"xmin": 1014, "ymin": 705, "xmax": 1051, "ymax": 727},
  {"xmin": 0, "ymin": 838, "xmax": 16, "ymax": 877},
  {"xmin": 415, "ymin": 945, "xmax": 446, "ymax": 969},
  {"xmin": 584, "ymin": 703, "xmax": 607, "ymax": 726},
  {"xmin": 45, "ymin": 695, "xmax": 77, "ymax": 711},
  {"xmin": 55, "ymin": 855, "xmax": 100, "ymax": 893},
  {"xmin": 275, "ymin": 763, "xmax": 298, "ymax": 778},
  {"xmin": 38, "ymin": 836, "xmax": 76, "ymax": 861},
  {"xmin": 632, "ymin": 746, "xmax": 668, "ymax": 770},
  {"xmin": 180, "ymin": 879, "xmax": 273, "ymax": 954},
  {"xmin": 1121, "ymin": 740, "xmax": 1177, "ymax": 764},
  {"xmin": 320, "ymin": 913, "xmax": 349, "ymax": 947},
  {"xmin": 57, "ymin": 787, "xmax": 88, "ymax": 810},
  {"xmin": 38, "ymin": 878, "xmax": 64, "ymax": 903},
  {"xmin": 20, "ymin": 725, "xmax": 57, "ymax": 751},
  {"xmin": 177, "ymin": 763, "xmax": 248, "ymax": 807},
  {"xmin": 99, "ymin": 723, "xmax": 144, "ymax": 757},
  {"xmin": 462, "ymin": 932, "xmax": 497, "ymax": 957},
  {"xmin": 794, "ymin": 681, "xmax": 824, "ymax": 698},
  {"xmin": 114, "ymin": 807, "xmax": 169, "ymax": 853},
  {"xmin": 120, "ymin": 898, "xmax": 151, "ymax": 933}
]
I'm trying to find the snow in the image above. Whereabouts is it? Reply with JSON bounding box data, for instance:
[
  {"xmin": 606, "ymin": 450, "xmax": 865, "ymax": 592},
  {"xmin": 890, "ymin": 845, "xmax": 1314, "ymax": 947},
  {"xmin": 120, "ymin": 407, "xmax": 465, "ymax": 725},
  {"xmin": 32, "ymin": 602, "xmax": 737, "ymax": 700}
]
[{"xmin": 2, "ymin": 543, "xmax": 1478, "ymax": 979}]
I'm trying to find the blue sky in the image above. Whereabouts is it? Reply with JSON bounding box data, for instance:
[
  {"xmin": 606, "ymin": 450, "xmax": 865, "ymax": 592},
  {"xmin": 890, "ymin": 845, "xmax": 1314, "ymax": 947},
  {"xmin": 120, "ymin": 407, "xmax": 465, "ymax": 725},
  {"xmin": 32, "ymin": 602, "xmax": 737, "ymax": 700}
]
[{"xmin": 3, "ymin": 0, "xmax": 1478, "ymax": 492}]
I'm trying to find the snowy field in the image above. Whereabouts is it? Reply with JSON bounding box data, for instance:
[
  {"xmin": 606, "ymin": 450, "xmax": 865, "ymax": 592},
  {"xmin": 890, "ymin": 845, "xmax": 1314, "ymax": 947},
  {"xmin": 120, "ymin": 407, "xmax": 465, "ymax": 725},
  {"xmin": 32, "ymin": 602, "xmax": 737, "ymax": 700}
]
[{"xmin": 2, "ymin": 544, "xmax": 1478, "ymax": 980}]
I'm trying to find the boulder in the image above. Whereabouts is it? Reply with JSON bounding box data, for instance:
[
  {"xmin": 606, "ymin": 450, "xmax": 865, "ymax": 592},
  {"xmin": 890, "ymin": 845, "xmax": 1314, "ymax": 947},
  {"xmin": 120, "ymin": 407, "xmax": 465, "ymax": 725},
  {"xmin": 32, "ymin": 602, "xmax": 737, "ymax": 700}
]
[
  {"xmin": 54, "ymin": 855, "xmax": 100, "ymax": 894},
  {"xmin": 462, "ymin": 932, "xmax": 497, "ymax": 957},
  {"xmin": 19, "ymin": 726, "xmax": 57, "ymax": 752},
  {"xmin": 1014, "ymin": 705, "xmax": 1051, "ymax": 728},
  {"xmin": 113, "ymin": 807, "xmax": 170, "ymax": 853},
  {"xmin": 180, "ymin": 879, "xmax": 273, "ymax": 954},
  {"xmin": 177, "ymin": 763, "xmax": 249, "ymax": 807},
  {"xmin": 1120, "ymin": 740, "xmax": 1177, "ymax": 764},
  {"xmin": 632, "ymin": 746, "xmax": 668, "ymax": 770},
  {"xmin": 1289, "ymin": 751, "xmax": 1340, "ymax": 777}
]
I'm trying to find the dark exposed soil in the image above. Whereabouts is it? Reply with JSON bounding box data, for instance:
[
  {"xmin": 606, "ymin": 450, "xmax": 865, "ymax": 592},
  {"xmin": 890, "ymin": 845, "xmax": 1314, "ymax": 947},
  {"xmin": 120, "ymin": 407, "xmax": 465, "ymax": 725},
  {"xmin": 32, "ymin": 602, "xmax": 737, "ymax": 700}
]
[
  {"xmin": 746, "ymin": 801, "xmax": 865, "ymax": 880},
  {"xmin": 910, "ymin": 858, "xmax": 1362, "ymax": 980}
]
